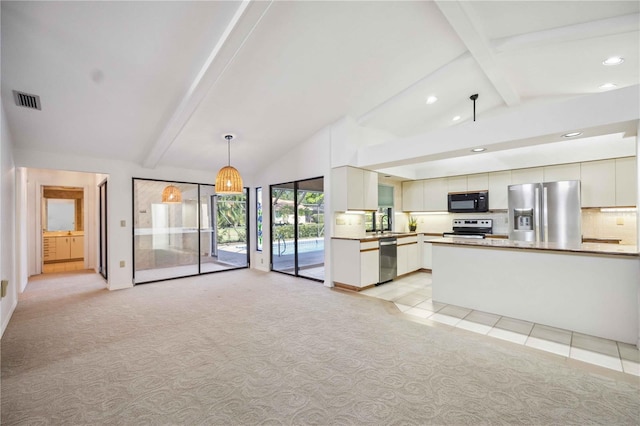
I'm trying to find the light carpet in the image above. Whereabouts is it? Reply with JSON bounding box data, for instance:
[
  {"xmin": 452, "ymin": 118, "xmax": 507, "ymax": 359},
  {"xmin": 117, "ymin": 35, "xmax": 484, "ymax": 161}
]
[{"xmin": 1, "ymin": 269, "xmax": 638, "ymax": 425}]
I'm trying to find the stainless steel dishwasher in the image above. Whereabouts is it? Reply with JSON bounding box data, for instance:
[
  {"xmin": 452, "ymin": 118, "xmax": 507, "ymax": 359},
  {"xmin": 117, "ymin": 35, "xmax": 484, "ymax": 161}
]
[{"xmin": 378, "ymin": 237, "xmax": 397, "ymax": 284}]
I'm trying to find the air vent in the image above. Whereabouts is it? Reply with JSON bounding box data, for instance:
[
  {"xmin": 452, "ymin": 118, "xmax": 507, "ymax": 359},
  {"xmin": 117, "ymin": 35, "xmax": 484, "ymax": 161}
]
[{"xmin": 13, "ymin": 90, "xmax": 41, "ymax": 110}]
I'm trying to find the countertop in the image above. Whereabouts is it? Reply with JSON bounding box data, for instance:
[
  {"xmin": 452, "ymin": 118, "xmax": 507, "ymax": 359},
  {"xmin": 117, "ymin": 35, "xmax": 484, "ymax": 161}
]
[
  {"xmin": 430, "ymin": 237, "xmax": 638, "ymax": 257},
  {"xmin": 43, "ymin": 231, "xmax": 84, "ymax": 237},
  {"xmin": 332, "ymin": 232, "xmax": 418, "ymax": 242}
]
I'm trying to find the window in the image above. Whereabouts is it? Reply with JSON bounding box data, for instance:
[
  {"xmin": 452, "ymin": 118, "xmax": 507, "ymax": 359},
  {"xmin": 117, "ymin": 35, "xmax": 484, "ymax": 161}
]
[{"xmin": 256, "ymin": 187, "xmax": 263, "ymax": 251}]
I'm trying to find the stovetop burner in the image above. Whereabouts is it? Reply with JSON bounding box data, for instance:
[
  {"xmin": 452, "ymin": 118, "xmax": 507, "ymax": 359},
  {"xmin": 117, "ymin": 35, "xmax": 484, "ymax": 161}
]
[{"xmin": 443, "ymin": 219, "xmax": 493, "ymax": 239}]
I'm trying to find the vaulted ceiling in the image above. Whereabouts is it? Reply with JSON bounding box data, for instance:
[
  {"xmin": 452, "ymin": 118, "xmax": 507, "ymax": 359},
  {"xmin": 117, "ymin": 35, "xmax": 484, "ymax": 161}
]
[{"xmin": 2, "ymin": 1, "xmax": 638, "ymax": 179}]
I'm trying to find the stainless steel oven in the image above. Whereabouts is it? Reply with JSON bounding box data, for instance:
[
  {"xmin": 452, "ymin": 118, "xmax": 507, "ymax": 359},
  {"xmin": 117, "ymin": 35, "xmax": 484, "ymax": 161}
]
[{"xmin": 378, "ymin": 237, "xmax": 397, "ymax": 284}]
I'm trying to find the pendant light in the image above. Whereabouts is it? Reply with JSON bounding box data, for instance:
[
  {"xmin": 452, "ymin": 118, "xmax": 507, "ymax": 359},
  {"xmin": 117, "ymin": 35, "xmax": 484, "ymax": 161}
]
[
  {"xmin": 161, "ymin": 185, "xmax": 182, "ymax": 203},
  {"xmin": 215, "ymin": 134, "xmax": 243, "ymax": 194}
]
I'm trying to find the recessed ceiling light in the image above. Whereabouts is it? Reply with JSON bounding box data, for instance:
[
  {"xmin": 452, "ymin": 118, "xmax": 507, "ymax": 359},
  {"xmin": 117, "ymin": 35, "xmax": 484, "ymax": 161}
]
[
  {"xmin": 426, "ymin": 96, "xmax": 438, "ymax": 105},
  {"xmin": 452, "ymin": 115, "xmax": 461, "ymax": 121},
  {"xmin": 599, "ymin": 83, "xmax": 617, "ymax": 90},
  {"xmin": 602, "ymin": 56, "xmax": 624, "ymax": 66},
  {"xmin": 562, "ymin": 132, "xmax": 582, "ymax": 138},
  {"xmin": 471, "ymin": 148, "xmax": 486, "ymax": 152}
]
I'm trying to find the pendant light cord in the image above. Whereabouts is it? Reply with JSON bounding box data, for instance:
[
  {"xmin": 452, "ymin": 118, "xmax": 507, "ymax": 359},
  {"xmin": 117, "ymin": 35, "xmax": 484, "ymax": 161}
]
[
  {"xmin": 225, "ymin": 134, "xmax": 232, "ymax": 167},
  {"xmin": 470, "ymin": 94, "xmax": 478, "ymax": 122}
]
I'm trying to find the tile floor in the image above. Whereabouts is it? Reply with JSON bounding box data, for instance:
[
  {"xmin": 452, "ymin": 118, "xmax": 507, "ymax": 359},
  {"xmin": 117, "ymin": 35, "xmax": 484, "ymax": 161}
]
[{"xmin": 361, "ymin": 271, "xmax": 640, "ymax": 376}]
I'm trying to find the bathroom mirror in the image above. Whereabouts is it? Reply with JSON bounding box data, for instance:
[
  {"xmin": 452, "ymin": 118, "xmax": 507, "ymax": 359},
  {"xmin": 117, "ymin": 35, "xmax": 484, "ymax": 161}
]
[
  {"xmin": 43, "ymin": 186, "xmax": 84, "ymax": 231},
  {"xmin": 46, "ymin": 199, "xmax": 76, "ymax": 231}
]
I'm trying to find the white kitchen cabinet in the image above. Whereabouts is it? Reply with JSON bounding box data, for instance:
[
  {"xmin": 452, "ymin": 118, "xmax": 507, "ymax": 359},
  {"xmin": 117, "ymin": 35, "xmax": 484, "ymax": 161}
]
[
  {"xmin": 447, "ymin": 176, "xmax": 467, "ymax": 193},
  {"xmin": 402, "ymin": 180, "xmax": 424, "ymax": 212},
  {"xmin": 423, "ymin": 178, "xmax": 448, "ymax": 211},
  {"xmin": 466, "ymin": 173, "xmax": 489, "ymax": 191},
  {"xmin": 360, "ymin": 249, "xmax": 380, "ymax": 287},
  {"xmin": 581, "ymin": 159, "xmax": 616, "ymax": 207},
  {"xmin": 510, "ymin": 167, "xmax": 544, "ymax": 185},
  {"xmin": 615, "ymin": 157, "xmax": 637, "ymax": 206},
  {"xmin": 332, "ymin": 239, "xmax": 379, "ymax": 289},
  {"xmin": 543, "ymin": 163, "xmax": 581, "ymax": 182},
  {"xmin": 332, "ymin": 166, "xmax": 378, "ymax": 211},
  {"xmin": 397, "ymin": 236, "xmax": 419, "ymax": 276},
  {"xmin": 420, "ymin": 234, "xmax": 441, "ymax": 270},
  {"xmin": 488, "ymin": 171, "xmax": 511, "ymax": 210}
]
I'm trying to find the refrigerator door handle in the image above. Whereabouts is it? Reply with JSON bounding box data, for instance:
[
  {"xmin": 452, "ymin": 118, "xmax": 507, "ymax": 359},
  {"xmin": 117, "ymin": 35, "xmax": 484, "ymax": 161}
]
[
  {"xmin": 534, "ymin": 187, "xmax": 540, "ymax": 242},
  {"xmin": 542, "ymin": 186, "xmax": 549, "ymax": 242}
]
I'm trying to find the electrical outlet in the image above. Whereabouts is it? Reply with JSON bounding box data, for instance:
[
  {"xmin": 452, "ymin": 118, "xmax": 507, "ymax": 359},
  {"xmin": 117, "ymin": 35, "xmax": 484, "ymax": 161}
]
[
  {"xmin": 616, "ymin": 217, "xmax": 624, "ymax": 226},
  {"xmin": 120, "ymin": 220, "xmax": 126, "ymax": 227},
  {"xmin": 1, "ymin": 280, "xmax": 8, "ymax": 298},
  {"xmin": 119, "ymin": 260, "xmax": 125, "ymax": 268},
  {"xmin": 261, "ymin": 258, "xmax": 264, "ymax": 264}
]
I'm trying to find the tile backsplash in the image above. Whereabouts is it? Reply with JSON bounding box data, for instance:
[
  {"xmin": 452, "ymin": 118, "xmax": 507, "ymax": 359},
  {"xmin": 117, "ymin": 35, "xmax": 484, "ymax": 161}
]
[
  {"xmin": 582, "ymin": 209, "xmax": 637, "ymax": 245},
  {"xmin": 410, "ymin": 210, "xmax": 637, "ymax": 245},
  {"xmin": 333, "ymin": 210, "xmax": 638, "ymax": 246}
]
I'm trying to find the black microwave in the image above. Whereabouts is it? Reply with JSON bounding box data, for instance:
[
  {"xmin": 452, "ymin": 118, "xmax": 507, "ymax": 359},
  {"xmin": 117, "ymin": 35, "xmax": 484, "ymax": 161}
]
[{"xmin": 447, "ymin": 191, "xmax": 489, "ymax": 213}]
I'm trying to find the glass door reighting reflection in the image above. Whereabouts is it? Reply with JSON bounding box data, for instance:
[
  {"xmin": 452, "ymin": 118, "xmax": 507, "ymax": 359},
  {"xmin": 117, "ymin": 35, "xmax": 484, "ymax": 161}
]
[
  {"xmin": 271, "ymin": 177, "xmax": 324, "ymax": 281},
  {"xmin": 133, "ymin": 179, "xmax": 249, "ymax": 284}
]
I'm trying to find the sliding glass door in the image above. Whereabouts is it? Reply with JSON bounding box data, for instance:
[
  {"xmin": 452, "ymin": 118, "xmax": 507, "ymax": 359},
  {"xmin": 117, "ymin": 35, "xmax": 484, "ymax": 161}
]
[
  {"xmin": 271, "ymin": 182, "xmax": 296, "ymax": 275},
  {"xmin": 133, "ymin": 178, "xmax": 249, "ymax": 284},
  {"xmin": 270, "ymin": 177, "xmax": 324, "ymax": 281}
]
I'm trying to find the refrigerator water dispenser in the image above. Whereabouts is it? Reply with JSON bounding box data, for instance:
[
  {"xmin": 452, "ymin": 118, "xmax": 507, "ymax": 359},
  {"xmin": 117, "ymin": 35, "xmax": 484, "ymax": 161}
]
[{"xmin": 514, "ymin": 209, "xmax": 534, "ymax": 231}]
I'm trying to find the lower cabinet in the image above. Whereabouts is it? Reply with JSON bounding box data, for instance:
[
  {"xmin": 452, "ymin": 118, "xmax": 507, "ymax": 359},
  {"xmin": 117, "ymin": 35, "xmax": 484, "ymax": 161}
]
[
  {"xmin": 44, "ymin": 235, "xmax": 84, "ymax": 262},
  {"xmin": 420, "ymin": 234, "xmax": 442, "ymax": 270},
  {"xmin": 332, "ymin": 239, "xmax": 379, "ymax": 289},
  {"xmin": 397, "ymin": 236, "xmax": 419, "ymax": 276}
]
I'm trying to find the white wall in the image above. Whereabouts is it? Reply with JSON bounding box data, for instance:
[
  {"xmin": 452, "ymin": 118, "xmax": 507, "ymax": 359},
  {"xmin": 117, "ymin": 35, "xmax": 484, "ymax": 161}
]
[{"xmin": 1, "ymin": 103, "xmax": 17, "ymax": 336}]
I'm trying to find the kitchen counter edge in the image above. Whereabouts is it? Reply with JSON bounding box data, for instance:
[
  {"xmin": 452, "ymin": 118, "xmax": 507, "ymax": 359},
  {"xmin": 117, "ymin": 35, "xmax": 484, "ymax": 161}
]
[
  {"xmin": 332, "ymin": 232, "xmax": 419, "ymax": 242},
  {"xmin": 430, "ymin": 237, "xmax": 638, "ymax": 257}
]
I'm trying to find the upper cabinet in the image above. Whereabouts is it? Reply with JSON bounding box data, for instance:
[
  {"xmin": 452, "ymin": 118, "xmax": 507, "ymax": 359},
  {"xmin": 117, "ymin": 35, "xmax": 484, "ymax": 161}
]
[
  {"xmin": 581, "ymin": 160, "xmax": 616, "ymax": 207},
  {"xmin": 488, "ymin": 171, "xmax": 511, "ymax": 210},
  {"xmin": 447, "ymin": 176, "xmax": 467, "ymax": 193},
  {"xmin": 510, "ymin": 167, "xmax": 543, "ymax": 185},
  {"xmin": 402, "ymin": 180, "xmax": 423, "ymax": 212},
  {"xmin": 615, "ymin": 157, "xmax": 637, "ymax": 207},
  {"xmin": 543, "ymin": 163, "xmax": 581, "ymax": 182},
  {"xmin": 423, "ymin": 178, "xmax": 447, "ymax": 211},
  {"xmin": 332, "ymin": 166, "xmax": 378, "ymax": 211},
  {"xmin": 466, "ymin": 173, "xmax": 489, "ymax": 191}
]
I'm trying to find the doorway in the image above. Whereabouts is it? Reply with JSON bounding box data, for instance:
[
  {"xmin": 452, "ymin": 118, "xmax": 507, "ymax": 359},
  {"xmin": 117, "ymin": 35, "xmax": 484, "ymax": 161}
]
[
  {"xmin": 270, "ymin": 177, "xmax": 324, "ymax": 281},
  {"xmin": 41, "ymin": 186, "xmax": 85, "ymax": 274}
]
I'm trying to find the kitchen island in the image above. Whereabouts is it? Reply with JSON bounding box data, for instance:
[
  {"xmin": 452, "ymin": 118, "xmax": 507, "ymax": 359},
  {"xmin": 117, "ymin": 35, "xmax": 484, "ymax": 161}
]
[{"xmin": 431, "ymin": 237, "xmax": 639, "ymax": 345}]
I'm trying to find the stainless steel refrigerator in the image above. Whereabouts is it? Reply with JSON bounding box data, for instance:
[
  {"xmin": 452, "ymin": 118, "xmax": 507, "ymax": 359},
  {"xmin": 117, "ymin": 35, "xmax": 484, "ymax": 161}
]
[{"xmin": 508, "ymin": 180, "xmax": 582, "ymax": 245}]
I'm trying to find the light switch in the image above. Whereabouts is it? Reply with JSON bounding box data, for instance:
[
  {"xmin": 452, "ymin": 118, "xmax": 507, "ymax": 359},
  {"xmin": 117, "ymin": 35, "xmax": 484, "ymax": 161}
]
[
  {"xmin": 119, "ymin": 261, "xmax": 125, "ymax": 268},
  {"xmin": 1, "ymin": 280, "xmax": 8, "ymax": 298},
  {"xmin": 120, "ymin": 220, "xmax": 126, "ymax": 227},
  {"xmin": 616, "ymin": 217, "xmax": 624, "ymax": 226}
]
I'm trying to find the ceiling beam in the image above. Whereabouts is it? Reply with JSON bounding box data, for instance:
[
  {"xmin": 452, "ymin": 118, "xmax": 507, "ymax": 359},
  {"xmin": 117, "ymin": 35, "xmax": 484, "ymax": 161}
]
[
  {"xmin": 492, "ymin": 13, "xmax": 640, "ymax": 52},
  {"xmin": 435, "ymin": 0, "xmax": 521, "ymax": 107},
  {"xmin": 142, "ymin": 0, "xmax": 273, "ymax": 169}
]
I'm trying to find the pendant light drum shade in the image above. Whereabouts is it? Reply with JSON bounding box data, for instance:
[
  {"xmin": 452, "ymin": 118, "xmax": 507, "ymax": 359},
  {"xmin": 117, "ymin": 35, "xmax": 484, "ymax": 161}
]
[
  {"xmin": 215, "ymin": 165, "xmax": 243, "ymax": 194},
  {"xmin": 161, "ymin": 185, "xmax": 182, "ymax": 203},
  {"xmin": 216, "ymin": 134, "xmax": 244, "ymax": 194}
]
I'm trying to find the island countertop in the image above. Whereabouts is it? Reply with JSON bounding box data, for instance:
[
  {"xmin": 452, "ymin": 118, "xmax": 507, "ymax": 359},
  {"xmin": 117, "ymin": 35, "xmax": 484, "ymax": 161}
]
[{"xmin": 430, "ymin": 237, "xmax": 638, "ymax": 257}]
